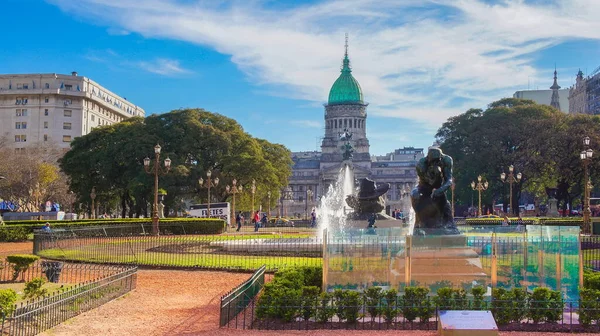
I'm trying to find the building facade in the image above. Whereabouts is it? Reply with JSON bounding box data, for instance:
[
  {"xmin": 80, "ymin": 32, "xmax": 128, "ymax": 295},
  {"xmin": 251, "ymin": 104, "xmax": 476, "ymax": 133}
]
[
  {"xmin": 513, "ymin": 70, "xmax": 569, "ymax": 113},
  {"xmin": 0, "ymin": 72, "xmax": 144, "ymax": 151},
  {"xmin": 567, "ymin": 69, "xmax": 600, "ymax": 115},
  {"xmin": 284, "ymin": 40, "xmax": 423, "ymax": 217}
]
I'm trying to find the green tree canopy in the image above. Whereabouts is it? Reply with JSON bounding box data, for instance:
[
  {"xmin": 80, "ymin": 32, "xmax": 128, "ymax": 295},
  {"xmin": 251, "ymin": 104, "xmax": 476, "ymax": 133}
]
[{"xmin": 60, "ymin": 108, "xmax": 292, "ymax": 217}]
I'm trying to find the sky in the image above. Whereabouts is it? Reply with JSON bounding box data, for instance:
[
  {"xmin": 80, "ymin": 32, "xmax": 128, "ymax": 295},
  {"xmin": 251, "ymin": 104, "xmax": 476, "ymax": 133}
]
[{"xmin": 3, "ymin": 0, "xmax": 600, "ymax": 155}]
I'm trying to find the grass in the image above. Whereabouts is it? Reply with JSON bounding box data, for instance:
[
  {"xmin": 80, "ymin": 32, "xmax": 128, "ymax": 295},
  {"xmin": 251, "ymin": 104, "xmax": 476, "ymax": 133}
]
[{"xmin": 0, "ymin": 282, "xmax": 67, "ymax": 302}]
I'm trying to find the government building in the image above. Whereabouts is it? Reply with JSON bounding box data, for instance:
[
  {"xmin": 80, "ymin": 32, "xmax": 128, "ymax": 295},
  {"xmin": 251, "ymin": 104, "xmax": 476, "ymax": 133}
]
[
  {"xmin": 0, "ymin": 72, "xmax": 144, "ymax": 151},
  {"xmin": 284, "ymin": 40, "xmax": 423, "ymax": 217}
]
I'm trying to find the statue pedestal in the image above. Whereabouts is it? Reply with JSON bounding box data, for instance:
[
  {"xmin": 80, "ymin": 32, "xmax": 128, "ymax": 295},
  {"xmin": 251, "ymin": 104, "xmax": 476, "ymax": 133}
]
[
  {"xmin": 393, "ymin": 246, "xmax": 487, "ymax": 289},
  {"xmin": 547, "ymin": 198, "xmax": 559, "ymax": 217}
]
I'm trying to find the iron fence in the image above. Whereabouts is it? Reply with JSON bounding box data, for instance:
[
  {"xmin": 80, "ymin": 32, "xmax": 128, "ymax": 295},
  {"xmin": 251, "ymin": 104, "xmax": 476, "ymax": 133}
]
[
  {"xmin": 220, "ymin": 265, "xmax": 266, "ymax": 327},
  {"xmin": 582, "ymin": 235, "xmax": 600, "ymax": 271},
  {"xmin": 225, "ymin": 297, "xmax": 600, "ymax": 332},
  {"xmin": 0, "ymin": 265, "xmax": 137, "ymax": 336},
  {"xmin": 34, "ymin": 229, "xmax": 323, "ymax": 272}
]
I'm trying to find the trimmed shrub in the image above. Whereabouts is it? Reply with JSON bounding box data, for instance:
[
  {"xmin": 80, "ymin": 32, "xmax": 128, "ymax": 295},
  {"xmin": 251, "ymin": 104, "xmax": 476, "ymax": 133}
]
[
  {"xmin": 528, "ymin": 287, "xmax": 563, "ymax": 324},
  {"xmin": 363, "ymin": 287, "xmax": 383, "ymax": 320},
  {"xmin": 584, "ymin": 271, "xmax": 600, "ymax": 290},
  {"xmin": 300, "ymin": 286, "xmax": 320, "ymax": 321},
  {"xmin": 6, "ymin": 254, "xmax": 39, "ymax": 281},
  {"xmin": 402, "ymin": 286, "xmax": 433, "ymax": 322},
  {"xmin": 316, "ymin": 292, "xmax": 335, "ymax": 323},
  {"xmin": 333, "ymin": 289, "xmax": 361, "ymax": 323},
  {"xmin": 0, "ymin": 227, "xmax": 29, "ymax": 242},
  {"xmin": 23, "ymin": 277, "xmax": 48, "ymax": 299},
  {"xmin": 579, "ymin": 288, "xmax": 600, "ymax": 326},
  {"xmin": 0, "ymin": 289, "xmax": 17, "ymax": 316},
  {"xmin": 471, "ymin": 286, "xmax": 487, "ymax": 310},
  {"xmin": 381, "ymin": 288, "xmax": 399, "ymax": 323}
]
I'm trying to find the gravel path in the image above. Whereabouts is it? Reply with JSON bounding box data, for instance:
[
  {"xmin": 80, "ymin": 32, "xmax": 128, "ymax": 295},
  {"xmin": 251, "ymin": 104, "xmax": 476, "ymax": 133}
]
[
  {"xmin": 0, "ymin": 241, "xmax": 33, "ymax": 258},
  {"xmin": 40, "ymin": 270, "xmax": 249, "ymax": 336}
]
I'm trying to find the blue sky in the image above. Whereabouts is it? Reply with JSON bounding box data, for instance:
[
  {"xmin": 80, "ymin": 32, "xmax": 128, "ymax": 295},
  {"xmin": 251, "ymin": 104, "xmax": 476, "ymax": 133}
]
[{"xmin": 3, "ymin": 0, "xmax": 600, "ymax": 154}]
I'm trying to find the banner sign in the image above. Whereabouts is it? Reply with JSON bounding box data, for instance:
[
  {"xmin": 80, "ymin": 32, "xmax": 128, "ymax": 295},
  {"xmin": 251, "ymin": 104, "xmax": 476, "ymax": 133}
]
[{"xmin": 189, "ymin": 202, "xmax": 231, "ymax": 225}]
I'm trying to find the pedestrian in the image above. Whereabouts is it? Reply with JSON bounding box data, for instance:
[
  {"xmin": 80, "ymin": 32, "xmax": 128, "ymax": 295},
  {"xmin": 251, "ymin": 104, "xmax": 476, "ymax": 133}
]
[
  {"xmin": 42, "ymin": 222, "xmax": 51, "ymax": 233},
  {"xmin": 311, "ymin": 209, "xmax": 317, "ymax": 228},
  {"xmin": 260, "ymin": 213, "xmax": 267, "ymax": 231},
  {"xmin": 253, "ymin": 211, "xmax": 260, "ymax": 231},
  {"xmin": 502, "ymin": 215, "xmax": 510, "ymax": 226},
  {"xmin": 236, "ymin": 212, "xmax": 242, "ymax": 232}
]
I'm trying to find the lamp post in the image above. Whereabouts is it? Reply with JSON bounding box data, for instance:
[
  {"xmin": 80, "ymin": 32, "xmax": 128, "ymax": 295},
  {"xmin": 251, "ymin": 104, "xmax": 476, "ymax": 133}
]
[
  {"xmin": 226, "ymin": 180, "xmax": 243, "ymax": 228},
  {"xmin": 143, "ymin": 144, "xmax": 171, "ymax": 235},
  {"xmin": 581, "ymin": 136, "xmax": 594, "ymax": 234},
  {"xmin": 306, "ymin": 188, "xmax": 314, "ymax": 220},
  {"xmin": 90, "ymin": 187, "xmax": 96, "ymax": 219},
  {"xmin": 267, "ymin": 191, "xmax": 271, "ymax": 220},
  {"xmin": 450, "ymin": 181, "xmax": 455, "ymax": 217},
  {"xmin": 283, "ymin": 186, "xmax": 293, "ymax": 217},
  {"xmin": 251, "ymin": 179, "xmax": 256, "ymax": 215},
  {"xmin": 500, "ymin": 165, "xmax": 522, "ymax": 216},
  {"xmin": 199, "ymin": 170, "xmax": 219, "ymax": 218},
  {"xmin": 471, "ymin": 176, "xmax": 489, "ymax": 217}
]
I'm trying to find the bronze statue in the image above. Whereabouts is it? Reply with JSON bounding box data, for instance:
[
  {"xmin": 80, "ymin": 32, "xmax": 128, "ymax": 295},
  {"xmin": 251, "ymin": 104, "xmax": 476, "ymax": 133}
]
[{"xmin": 411, "ymin": 147, "xmax": 459, "ymax": 235}]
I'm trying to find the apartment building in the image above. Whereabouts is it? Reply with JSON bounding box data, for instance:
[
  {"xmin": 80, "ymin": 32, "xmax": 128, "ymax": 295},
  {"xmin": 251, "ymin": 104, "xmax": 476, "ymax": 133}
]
[{"xmin": 0, "ymin": 72, "xmax": 144, "ymax": 151}]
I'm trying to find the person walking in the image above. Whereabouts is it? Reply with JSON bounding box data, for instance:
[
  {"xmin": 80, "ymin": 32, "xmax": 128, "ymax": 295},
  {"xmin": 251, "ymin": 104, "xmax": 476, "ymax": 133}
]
[
  {"xmin": 235, "ymin": 212, "xmax": 242, "ymax": 232},
  {"xmin": 310, "ymin": 209, "xmax": 317, "ymax": 228},
  {"xmin": 260, "ymin": 213, "xmax": 267, "ymax": 231},
  {"xmin": 253, "ymin": 211, "xmax": 260, "ymax": 232}
]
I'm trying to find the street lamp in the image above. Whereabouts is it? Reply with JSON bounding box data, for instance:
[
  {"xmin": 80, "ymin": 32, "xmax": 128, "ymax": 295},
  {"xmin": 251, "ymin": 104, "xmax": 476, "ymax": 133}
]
[
  {"xmin": 267, "ymin": 191, "xmax": 271, "ymax": 220},
  {"xmin": 251, "ymin": 179, "xmax": 256, "ymax": 215},
  {"xmin": 581, "ymin": 136, "xmax": 594, "ymax": 233},
  {"xmin": 500, "ymin": 165, "xmax": 522, "ymax": 216},
  {"xmin": 90, "ymin": 187, "xmax": 96, "ymax": 219},
  {"xmin": 282, "ymin": 186, "xmax": 293, "ymax": 217},
  {"xmin": 143, "ymin": 144, "xmax": 171, "ymax": 235},
  {"xmin": 199, "ymin": 170, "xmax": 219, "ymax": 218},
  {"xmin": 225, "ymin": 180, "xmax": 243, "ymax": 228},
  {"xmin": 471, "ymin": 175, "xmax": 489, "ymax": 217},
  {"xmin": 306, "ymin": 188, "xmax": 314, "ymax": 220}
]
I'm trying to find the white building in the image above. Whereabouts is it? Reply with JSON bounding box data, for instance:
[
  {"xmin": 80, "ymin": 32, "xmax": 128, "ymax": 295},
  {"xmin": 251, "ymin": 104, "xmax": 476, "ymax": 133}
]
[
  {"xmin": 512, "ymin": 89, "xmax": 570, "ymax": 113},
  {"xmin": 0, "ymin": 72, "xmax": 144, "ymax": 151}
]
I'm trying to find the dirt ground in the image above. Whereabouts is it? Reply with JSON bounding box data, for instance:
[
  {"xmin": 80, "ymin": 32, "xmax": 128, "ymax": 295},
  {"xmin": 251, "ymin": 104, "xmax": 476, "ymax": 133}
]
[{"xmin": 0, "ymin": 241, "xmax": 33, "ymax": 258}]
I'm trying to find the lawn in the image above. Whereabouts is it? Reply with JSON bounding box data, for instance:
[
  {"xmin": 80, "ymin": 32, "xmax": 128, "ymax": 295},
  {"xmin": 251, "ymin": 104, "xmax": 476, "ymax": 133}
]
[{"xmin": 0, "ymin": 282, "xmax": 68, "ymax": 302}]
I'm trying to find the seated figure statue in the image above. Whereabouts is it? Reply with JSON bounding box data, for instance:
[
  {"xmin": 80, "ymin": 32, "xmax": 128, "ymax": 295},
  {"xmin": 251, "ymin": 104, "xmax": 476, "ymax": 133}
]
[{"xmin": 411, "ymin": 147, "xmax": 459, "ymax": 235}]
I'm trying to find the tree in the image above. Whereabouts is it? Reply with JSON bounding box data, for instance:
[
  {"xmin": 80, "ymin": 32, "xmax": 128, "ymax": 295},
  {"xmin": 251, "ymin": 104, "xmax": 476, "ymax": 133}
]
[
  {"xmin": 60, "ymin": 108, "xmax": 293, "ymax": 217},
  {"xmin": 435, "ymin": 98, "xmax": 594, "ymax": 216}
]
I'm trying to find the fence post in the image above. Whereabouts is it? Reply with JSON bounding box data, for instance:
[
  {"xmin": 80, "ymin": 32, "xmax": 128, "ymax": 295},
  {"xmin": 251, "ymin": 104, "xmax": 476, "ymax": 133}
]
[
  {"xmin": 522, "ymin": 230, "xmax": 528, "ymax": 285},
  {"xmin": 578, "ymin": 234, "xmax": 584, "ymax": 289},
  {"xmin": 405, "ymin": 234, "xmax": 412, "ymax": 286},
  {"xmin": 491, "ymin": 232, "xmax": 497, "ymax": 288},
  {"xmin": 322, "ymin": 228, "xmax": 328, "ymax": 292}
]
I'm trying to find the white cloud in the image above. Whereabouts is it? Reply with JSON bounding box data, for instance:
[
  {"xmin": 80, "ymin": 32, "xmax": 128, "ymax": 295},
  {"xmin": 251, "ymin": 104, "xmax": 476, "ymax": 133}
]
[
  {"xmin": 49, "ymin": 0, "xmax": 600, "ymax": 124},
  {"xmin": 137, "ymin": 58, "xmax": 192, "ymax": 76},
  {"xmin": 290, "ymin": 120, "xmax": 322, "ymax": 128}
]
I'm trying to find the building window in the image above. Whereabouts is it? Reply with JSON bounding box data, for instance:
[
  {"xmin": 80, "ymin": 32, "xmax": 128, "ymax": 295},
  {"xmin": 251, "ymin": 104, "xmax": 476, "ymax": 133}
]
[
  {"xmin": 354, "ymin": 119, "xmax": 357, "ymax": 128},
  {"xmin": 299, "ymin": 186, "xmax": 304, "ymax": 192},
  {"xmin": 44, "ymin": 97, "xmax": 49, "ymax": 103},
  {"xmin": 15, "ymin": 97, "xmax": 28, "ymax": 105},
  {"xmin": 44, "ymin": 134, "xmax": 48, "ymax": 141},
  {"xmin": 91, "ymin": 115, "xmax": 95, "ymax": 121},
  {"xmin": 14, "ymin": 135, "xmax": 26, "ymax": 142},
  {"xmin": 15, "ymin": 109, "xmax": 27, "ymax": 117},
  {"xmin": 64, "ymin": 84, "xmax": 72, "ymax": 91},
  {"xmin": 334, "ymin": 119, "xmax": 337, "ymax": 128},
  {"xmin": 15, "ymin": 122, "xmax": 27, "ymax": 129},
  {"xmin": 64, "ymin": 110, "xmax": 72, "ymax": 117},
  {"xmin": 44, "ymin": 109, "xmax": 49, "ymax": 116},
  {"xmin": 63, "ymin": 122, "xmax": 72, "ymax": 130},
  {"xmin": 44, "ymin": 121, "xmax": 48, "ymax": 129},
  {"xmin": 299, "ymin": 196, "xmax": 304, "ymax": 202},
  {"xmin": 17, "ymin": 83, "xmax": 28, "ymax": 89},
  {"xmin": 62, "ymin": 135, "xmax": 72, "ymax": 142},
  {"xmin": 45, "ymin": 83, "xmax": 50, "ymax": 89}
]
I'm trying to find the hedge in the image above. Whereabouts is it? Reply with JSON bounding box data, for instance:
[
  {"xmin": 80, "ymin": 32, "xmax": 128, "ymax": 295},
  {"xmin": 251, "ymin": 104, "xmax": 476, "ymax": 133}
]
[
  {"xmin": 465, "ymin": 217, "xmax": 583, "ymax": 227},
  {"xmin": 0, "ymin": 218, "xmax": 225, "ymax": 241}
]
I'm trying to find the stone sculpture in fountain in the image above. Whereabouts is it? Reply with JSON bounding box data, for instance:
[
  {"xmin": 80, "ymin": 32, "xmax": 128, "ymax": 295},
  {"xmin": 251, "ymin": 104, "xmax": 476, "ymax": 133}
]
[{"xmin": 410, "ymin": 147, "xmax": 460, "ymax": 235}]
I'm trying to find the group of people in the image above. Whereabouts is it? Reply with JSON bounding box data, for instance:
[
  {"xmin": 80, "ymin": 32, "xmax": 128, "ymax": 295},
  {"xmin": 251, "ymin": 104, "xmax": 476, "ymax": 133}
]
[{"xmin": 235, "ymin": 211, "xmax": 267, "ymax": 232}]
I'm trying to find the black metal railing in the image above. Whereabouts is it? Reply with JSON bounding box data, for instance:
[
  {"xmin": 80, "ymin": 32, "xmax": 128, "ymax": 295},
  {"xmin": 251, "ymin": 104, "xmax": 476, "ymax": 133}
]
[
  {"xmin": 0, "ymin": 264, "xmax": 137, "ymax": 336},
  {"xmin": 582, "ymin": 235, "xmax": 600, "ymax": 271},
  {"xmin": 34, "ymin": 229, "xmax": 322, "ymax": 272},
  {"xmin": 220, "ymin": 265, "xmax": 266, "ymax": 327}
]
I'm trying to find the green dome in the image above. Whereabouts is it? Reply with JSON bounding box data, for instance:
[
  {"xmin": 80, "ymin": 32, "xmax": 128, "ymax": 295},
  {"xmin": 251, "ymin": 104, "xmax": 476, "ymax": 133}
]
[{"xmin": 327, "ymin": 53, "xmax": 363, "ymax": 105}]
